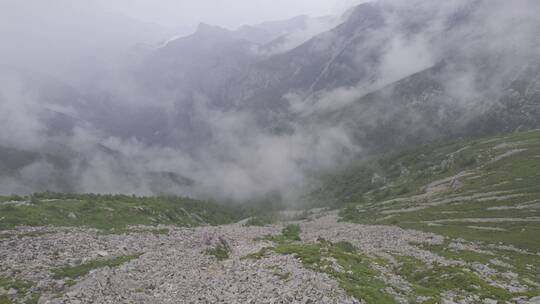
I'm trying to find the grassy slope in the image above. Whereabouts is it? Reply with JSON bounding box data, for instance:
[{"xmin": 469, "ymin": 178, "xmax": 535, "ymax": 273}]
[
  {"xmin": 246, "ymin": 223, "xmax": 529, "ymax": 303},
  {"xmin": 51, "ymin": 254, "xmax": 142, "ymax": 279},
  {"xmin": 308, "ymin": 129, "xmax": 540, "ymax": 301},
  {"xmin": 331, "ymin": 130, "xmax": 540, "ymax": 250},
  {"xmin": 0, "ymin": 193, "xmax": 242, "ymax": 231}
]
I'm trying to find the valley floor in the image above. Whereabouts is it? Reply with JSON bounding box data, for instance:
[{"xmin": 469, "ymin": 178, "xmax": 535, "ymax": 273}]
[{"xmin": 1, "ymin": 211, "xmax": 539, "ymax": 304}]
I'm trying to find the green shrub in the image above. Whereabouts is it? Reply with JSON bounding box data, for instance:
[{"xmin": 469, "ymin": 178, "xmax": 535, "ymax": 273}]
[
  {"xmin": 204, "ymin": 239, "xmax": 231, "ymax": 261},
  {"xmin": 52, "ymin": 254, "xmax": 141, "ymax": 279},
  {"xmin": 281, "ymin": 224, "xmax": 301, "ymax": 241}
]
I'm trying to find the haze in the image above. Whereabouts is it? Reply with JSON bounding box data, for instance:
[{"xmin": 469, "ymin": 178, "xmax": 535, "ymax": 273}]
[
  {"xmin": 1, "ymin": 0, "xmax": 539, "ymax": 203},
  {"xmin": 1, "ymin": 0, "xmax": 366, "ymax": 30}
]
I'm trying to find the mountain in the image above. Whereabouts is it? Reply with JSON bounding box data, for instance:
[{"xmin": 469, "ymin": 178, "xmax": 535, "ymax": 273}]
[
  {"xmin": 226, "ymin": 0, "xmax": 540, "ymax": 152},
  {"xmin": 254, "ymin": 15, "xmax": 340, "ymax": 54},
  {"xmin": 1, "ymin": 0, "xmax": 540, "ymax": 198},
  {"xmin": 233, "ymin": 25, "xmax": 276, "ymax": 45},
  {"xmin": 183, "ymin": 1, "xmax": 540, "ymax": 153},
  {"xmin": 256, "ymin": 15, "xmax": 315, "ymax": 36}
]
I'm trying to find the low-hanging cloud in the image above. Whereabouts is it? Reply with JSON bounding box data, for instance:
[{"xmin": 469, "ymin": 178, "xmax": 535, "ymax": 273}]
[{"xmin": 1, "ymin": 0, "xmax": 540, "ymax": 204}]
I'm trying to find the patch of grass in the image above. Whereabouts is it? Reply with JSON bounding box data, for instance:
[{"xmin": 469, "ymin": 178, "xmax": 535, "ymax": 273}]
[
  {"xmin": 423, "ymin": 243, "xmax": 540, "ymax": 293},
  {"xmin": 258, "ymin": 224, "xmax": 302, "ymax": 243},
  {"xmin": 25, "ymin": 293, "xmax": 40, "ymax": 304},
  {"xmin": 204, "ymin": 247, "xmax": 230, "ymax": 261},
  {"xmin": 0, "ymin": 193, "xmax": 242, "ymax": 230},
  {"xmin": 334, "ymin": 241, "xmax": 356, "ymax": 253},
  {"xmin": 0, "ymin": 195, "xmax": 25, "ymax": 202},
  {"xmin": 241, "ymin": 247, "xmax": 273, "ymax": 260},
  {"xmin": 0, "ymin": 231, "xmax": 50, "ymax": 241},
  {"xmin": 98, "ymin": 228, "xmax": 169, "ymax": 236},
  {"xmin": 423, "ymin": 244, "xmax": 494, "ymax": 265},
  {"xmin": 204, "ymin": 237, "xmax": 231, "ymax": 261},
  {"xmin": 274, "ymin": 241, "xmax": 395, "ymax": 303},
  {"xmin": 52, "ymin": 254, "xmax": 141, "ymax": 279},
  {"xmin": 243, "ymin": 239, "xmax": 395, "ymax": 302},
  {"xmin": 400, "ymin": 221, "xmax": 540, "ymax": 254},
  {"xmin": 0, "ymin": 295, "xmax": 11, "ymax": 304},
  {"xmin": 393, "ymin": 255, "xmax": 527, "ymax": 302},
  {"xmin": 0, "ymin": 277, "xmax": 37, "ymax": 304},
  {"xmin": 336, "ymin": 130, "xmax": 540, "ymax": 254},
  {"xmin": 281, "ymin": 224, "xmax": 301, "ymax": 241},
  {"xmin": 0, "ymin": 278, "xmax": 33, "ymax": 293}
]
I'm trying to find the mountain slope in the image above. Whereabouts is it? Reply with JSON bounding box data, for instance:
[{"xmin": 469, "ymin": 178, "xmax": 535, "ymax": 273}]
[
  {"xmin": 129, "ymin": 0, "xmax": 540, "ymax": 153},
  {"xmin": 297, "ymin": 129, "xmax": 540, "ymax": 301}
]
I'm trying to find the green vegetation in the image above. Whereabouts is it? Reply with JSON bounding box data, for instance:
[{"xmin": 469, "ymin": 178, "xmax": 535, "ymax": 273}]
[
  {"xmin": 321, "ymin": 130, "xmax": 540, "ymax": 251},
  {"xmin": 0, "ymin": 195, "xmax": 25, "ymax": 202},
  {"xmin": 280, "ymin": 224, "xmax": 301, "ymax": 241},
  {"xmin": 241, "ymin": 247, "xmax": 273, "ymax": 260},
  {"xmin": 393, "ymin": 256, "xmax": 522, "ymax": 303},
  {"xmin": 0, "ymin": 231, "xmax": 50, "ymax": 240},
  {"xmin": 258, "ymin": 224, "xmax": 301, "ymax": 243},
  {"xmin": 309, "ymin": 129, "xmax": 540, "ymax": 296},
  {"xmin": 3, "ymin": 130, "xmax": 540, "ymax": 302},
  {"xmin": 420, "ymin": 241, "xmax": 540, "ymax": 293},
  {"xmin": 248, "ymin": 240, "xmax": 395, "ymax": 303},
  {"xmin": 245, "ymin": 237, "xmax": 538, "ymax": 302},
  {"xmin": 273, "ymin": 241, "xmax": 395, "ymax": 303},
  {"xmin": 0, "ymin": 278, "xmax": 33, "ymax": 292},
  {"xmin": 0, "ymin": 277, "xmax": 38, "ymax": 304},
  {"xmin": 204, "ymin": 241, "xmax": 231, "ymax": 261},
  {"xmin": 52, "ymin": 254, "xmax": 141, "ymax": 279},
  {"xmin": 98, "ymin": 228, "xmax": 170, "ymax": 236},
  {"xmin": 249, "ymin": 224, "xmax": 399, "ymax": 302},
  {"xmin": 0, "ymin": 193, "xmax": 242, "ymax": 230}
]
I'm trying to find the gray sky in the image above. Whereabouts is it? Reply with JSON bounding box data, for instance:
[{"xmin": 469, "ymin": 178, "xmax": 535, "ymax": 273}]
[
  {"xmin": 0, "ymin": 0, "xmax": 364, "ymax": 80},
  {"xmin": 94, "ymin": 0, "xmax": 367, "ymax": 29}
]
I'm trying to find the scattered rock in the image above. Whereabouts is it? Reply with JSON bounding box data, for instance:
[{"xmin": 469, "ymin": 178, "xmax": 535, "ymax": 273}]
[
  {"xmin": 7, "ymin": 288, "xmax": 18, "ymax": 296},
  {"xmin": 0, "ymin": 211, "xmax": 537, "ymax": 303},
  {"xmin": 96, "ymin": 250, "xmax": 109, "ymax": 257}
]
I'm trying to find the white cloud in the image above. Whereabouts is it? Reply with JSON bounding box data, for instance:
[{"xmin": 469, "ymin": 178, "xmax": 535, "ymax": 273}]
[{"xmin": 92, "ymin": 0, "xmax": 370, "ymax": 28}]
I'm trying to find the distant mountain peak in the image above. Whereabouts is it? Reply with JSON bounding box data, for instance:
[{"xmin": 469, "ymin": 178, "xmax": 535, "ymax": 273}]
[{"xmin": 195, "ymin": 22, "xmax": 230, "ymax": 36}]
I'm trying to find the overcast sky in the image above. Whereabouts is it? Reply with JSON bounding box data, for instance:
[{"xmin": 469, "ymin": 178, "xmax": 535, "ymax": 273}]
[
  {"xmin": 94, "ymin": 0, "xmax": 367, "ymax": 29},
  {"xmin": 0, "ymin": 0, "xmax": 365, "ymax": 79}
]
